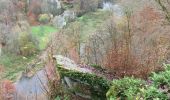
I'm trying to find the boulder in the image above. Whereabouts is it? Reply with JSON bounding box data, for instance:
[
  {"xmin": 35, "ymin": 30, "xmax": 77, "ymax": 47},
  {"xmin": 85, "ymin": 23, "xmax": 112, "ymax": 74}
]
[
  {"xmin": 52, "ymin": 15, "xmax": 66, "ymax": 28},
  {"xmin": 63, "ymin": 10, "xmax": 76, "ymax": 23},
  {"xmin": 53, "ymin": 55, "xmax": 92, "ymax": 73}
]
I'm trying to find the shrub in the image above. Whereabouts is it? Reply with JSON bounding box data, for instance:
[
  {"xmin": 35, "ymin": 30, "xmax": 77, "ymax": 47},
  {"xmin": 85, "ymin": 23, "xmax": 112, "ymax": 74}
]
[
  {"xmin": 142, "ymin": 64, "xmax": 170, "ymax": 99},
  {"xmin": 106, "ymin": 77, "xmax": 145, "ymax": 100},
  {"xmin": 55, "ymin": 95, "xmax": 69, "ymax": 100},
  {"xmin": 150, "ymin": 71, "xmax": 170, "ymax": 87},
  {"xmin": 107, "ymin": 76, "xmax": 169, "ymax": 100},
  {"xmin": 163, "ymin": 63, "xmax": 170, "ymax": 71},
  {"xmin": 18, "ymin": 32, "xmax": 38, "ymax": 56},
  {"xmin": 143, "ymin": 86, "xmax": 168, "ymax": 100},
  {"xmin": 38, "ymin": 14, "xmax": 51, "ymax": 24},
  {"xmin": 150, "ymin": 64, "xmax": 170, "ymax": 87},
  {"xmin": 0, "ymin": 80, "xmax": 16, "ymax": 100}
]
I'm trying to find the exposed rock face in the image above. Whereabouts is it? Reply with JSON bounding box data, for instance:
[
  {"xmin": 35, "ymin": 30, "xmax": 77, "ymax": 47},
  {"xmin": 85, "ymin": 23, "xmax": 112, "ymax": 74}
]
[
  {"xmin": 53, "ymin": 55, "xmax": 92, "ymax": 73},
  {"xmin": 52, "ymin": 15, "xmax": 66, "ymax": 28},
  {"xmin": 63, "ymin": 10, "xmax": 76, "ymax": 23},
  {"xmin": 52, "ymin": 10, "xmax": 76, "ymax": 28}
]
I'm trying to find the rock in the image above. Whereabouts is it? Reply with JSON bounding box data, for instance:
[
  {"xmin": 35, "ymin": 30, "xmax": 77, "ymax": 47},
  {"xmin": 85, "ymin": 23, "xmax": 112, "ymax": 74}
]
[
  {"xmin": 53, "ymin": 55, "xmax": 92, "ymax": 73},
  {"xmin": 52, "ymin": 10, "xmax": 76, "ymax": 28},
  {"xmin": 52, "ymin": 15, "xmax": 66, "ymax": 28},
  {"xmin": 64, "ymin": 77, "xmax": 73, "ymax": 88},
  {"xmin": 63, "ymin": 10, "xmax": 76, "ymax": 23}
]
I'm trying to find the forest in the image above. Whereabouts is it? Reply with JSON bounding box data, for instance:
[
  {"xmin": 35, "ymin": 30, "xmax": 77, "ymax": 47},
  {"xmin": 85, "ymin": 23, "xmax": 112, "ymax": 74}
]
[{"xmin": 1, "ymin": 0, "xmax": 170, "ymax": 100}]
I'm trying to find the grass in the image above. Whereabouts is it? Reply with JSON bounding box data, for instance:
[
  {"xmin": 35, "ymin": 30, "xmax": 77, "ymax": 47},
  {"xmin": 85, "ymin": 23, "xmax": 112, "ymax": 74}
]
[
  {"xmin": 0, "ymin": 54, "xmax": 35, "ymax": 81},
  {"xmin": 0, "ymin": 25, "xmax": 58, "ymax": 81},
  {"xmin": 31, "ymin": 25, "xmax": 58, "ymax": 50}
]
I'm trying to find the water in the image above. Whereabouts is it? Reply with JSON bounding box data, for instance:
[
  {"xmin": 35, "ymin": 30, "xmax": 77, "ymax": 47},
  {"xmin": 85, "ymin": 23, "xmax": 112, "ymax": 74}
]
[
  {"xmin": 54, "ymin": 0, "xmax": 61, "ymax": 9},
  {"xmin": 14, "ymin": 70, "xmax": 48, "ymax": 100}
]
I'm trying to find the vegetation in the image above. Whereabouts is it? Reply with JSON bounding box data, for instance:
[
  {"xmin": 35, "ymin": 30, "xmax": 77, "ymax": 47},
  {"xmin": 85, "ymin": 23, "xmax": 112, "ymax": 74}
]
[
  {"xmin": 107, "ymin": 77, "xmax": 146, "ymax": 100},
  {"xmin": 38, "ymin": 14, "xmax": 51, "ymax": 24},
  {"xmin": 107, "ymin": 64, "xmax": 170, "ymax": 100},
  {"xmin": 77, "ymin": 9, "xmax": 110, "ymax": 40},
  {"xmin": 31, "ymin": 25, "xmax": 58, "ymax": 49},
  {"xmin": 0, "ymin": 54, "xmax": 35, "ymax": 81},
  {"xmin": 57, "ymin": 66, "xmax": 112, "ymax": 99},
  {"xmin": 1, "ymin": 0, "xmax": 170, "ymax": 99}
]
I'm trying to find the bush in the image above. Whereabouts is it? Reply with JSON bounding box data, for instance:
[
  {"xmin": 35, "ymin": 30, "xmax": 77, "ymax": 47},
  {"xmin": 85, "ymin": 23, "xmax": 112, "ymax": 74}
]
[
  {"xmin": 38, "ymin": 14, "xmax": 51, "ymax": 24},
  {"xmin": 0, "ymin": 80, "xmax": 16, "ymax": 100},
  {"xmin": 18, "ymin": 32, "xmax": 38, "ymax": 56},
  {"xmin": 106, "ymin": 77, "xmax": 145, "ymax": 100},
  {"xmin": 107, "ymin": 64, "xmax": 170, "ymax": 100},
  {"xmin": 150, "ymin": 71, "xmax": 170, "ymax": 87},
  {"xmin": 150, "ymin": 64, "xmax": 170, "ymax": 88},
  {"xmin": 143, "ymin": 86, "xmax": 168, "ymax": 100},
  {"xmin": 142, "ymin": 64, "xmax": 170, "ymax": 99}
]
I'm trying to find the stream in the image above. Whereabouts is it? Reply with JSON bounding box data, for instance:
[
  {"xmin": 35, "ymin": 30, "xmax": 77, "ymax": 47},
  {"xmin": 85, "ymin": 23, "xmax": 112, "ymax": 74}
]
[{"xmin": 14, "ymin": 70, "xmax": 48, "ymax": 100}]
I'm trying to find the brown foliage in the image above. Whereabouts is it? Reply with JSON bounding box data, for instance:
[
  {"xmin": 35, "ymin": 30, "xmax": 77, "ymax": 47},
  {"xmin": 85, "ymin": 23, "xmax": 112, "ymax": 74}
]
[
  {"xmin": 0, "ymin": 80, "xmax": 16, "ymax": 100},
  {"xmin": 44, "ymin": 46, "xmax": 62, "ymax": 99},
  {"xmin": 104, "ymin": 6, "xmax": 170, "ymax": 79},
  {"xmin": 27, "ymin": 0, "xmax": 41, "ymax": 25},
  {"xmin": 27, "ymin": 12, "xmax": 39, "ymax": 25}
]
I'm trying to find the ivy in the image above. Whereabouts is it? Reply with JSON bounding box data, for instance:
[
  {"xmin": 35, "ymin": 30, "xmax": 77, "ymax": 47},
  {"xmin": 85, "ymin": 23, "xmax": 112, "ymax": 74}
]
[{"xmin": 57, "ymin": 66, "xmax": 112, "ymax": 99}]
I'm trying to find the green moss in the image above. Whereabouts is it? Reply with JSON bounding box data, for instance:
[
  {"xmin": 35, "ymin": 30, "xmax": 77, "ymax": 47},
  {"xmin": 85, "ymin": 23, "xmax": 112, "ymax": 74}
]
[
  {"xmin": 57, "ymin": 66, "xmax": 111, "ymax": 99},
  {"xmin": 90, "ymin": 64, "xmax": 103, "ymax": 70}
]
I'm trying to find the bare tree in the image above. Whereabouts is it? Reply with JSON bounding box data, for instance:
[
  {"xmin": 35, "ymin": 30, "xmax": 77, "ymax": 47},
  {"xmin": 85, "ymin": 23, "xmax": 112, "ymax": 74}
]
[{"xmin": 155, "ymin": 0, "xmax": 170, "ymax": 22}]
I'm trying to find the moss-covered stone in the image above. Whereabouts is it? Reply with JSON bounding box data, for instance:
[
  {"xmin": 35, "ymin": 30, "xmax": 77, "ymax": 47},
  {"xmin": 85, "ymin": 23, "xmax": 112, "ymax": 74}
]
[{"xmin": 57, "ymin": 65, "xmax": 112, "ymax": 99}]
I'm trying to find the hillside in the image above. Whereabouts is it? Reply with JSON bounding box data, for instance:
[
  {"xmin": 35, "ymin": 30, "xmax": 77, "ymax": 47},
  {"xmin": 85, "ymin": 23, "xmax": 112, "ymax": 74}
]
[{"xmin": 1, "ymin": 0, "xmax": 170, "ymax": 100}]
